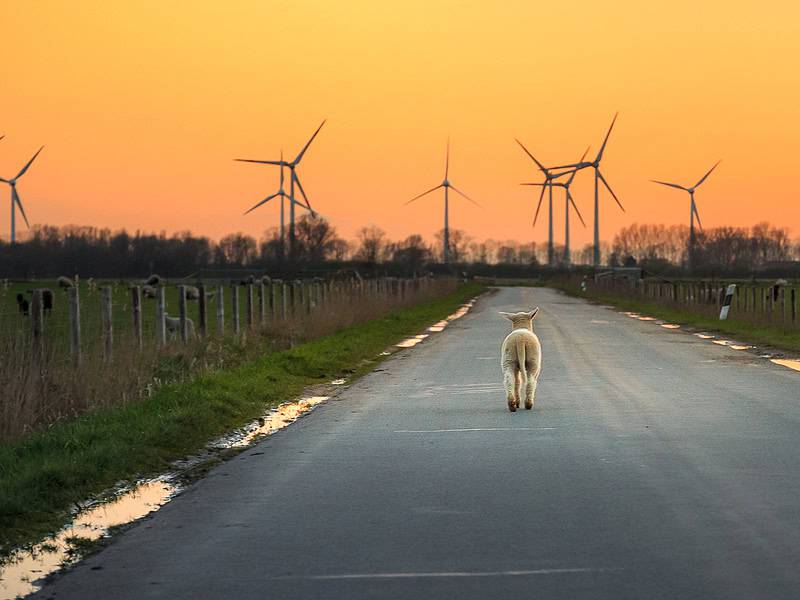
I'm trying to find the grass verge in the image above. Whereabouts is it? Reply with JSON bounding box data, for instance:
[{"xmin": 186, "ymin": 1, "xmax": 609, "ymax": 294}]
[
  {"xmin": 555, "ymin": 283, "xmax": 800, "ymax": 354},
  {"xmin": 0, "ymin": 282, "xmax": 485, "ymax": 556}
]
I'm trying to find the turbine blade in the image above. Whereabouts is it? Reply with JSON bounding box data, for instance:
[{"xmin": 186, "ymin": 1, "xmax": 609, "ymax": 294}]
[
  {"xmin": 568, "ymin": 190, "xmax": 586, "ymax": 227},
  {"xmin": 549, "ymin": 161, "xmax": 590, "ymax": 170},
  {"xmin": 15, "ymin": 146, "xmax": 44, "ymax": 179},
  {"xmin": 235, "ymin": 159, "xmax": 285, "ymax": 166},
  {"xmin": 533, "ymin": 184, "xmax": 546, "ymax": 226},
  {"xmin": 12, "ymin": 187, "xmax": 30, "ymax": 228},
  {"xmin": 598, "ymin": 170, "xmax": 625, "ymax": 212},
  {"xmin": 694, "ymin": 160, "xmax": 721, "ymax": 188},
  {"xmin": 244, "ymin": 192, "xmax": 281, "ymax": 215},
  {"xmin": 450, "ymin": 184, "xmax": 482, "ymax": 208},
  {"xmin": 596, "ymin": 112, "xmax": 618, "ymax": 162},
  {"xmin": 279, "ymin": 151, "xmax": 284, "ymax": 186},
  {"xmin": 520, "ymin": 182, "xmax": 547, "ymax": 186},
  {"xmin": 651, "ymin": 179, "xmax": 688, "ymax": 191},
  {"xmin": 294, "ymin": 119, "xmax": 326, "ymax": 164},
  {"xmin": 405, "ymin": 184, "xmax": 443, "ymax": 205},
  {"xmin": 0, "ymin": 177, "xmax": 8, "ymax": 183},
  {"xmin": 514, "ymin": 139, "xmax": 547, "ymax": 172},
  {"xmin": 292, "ymin": 172, "xmax": 313, "ymax": 211},
  {"xmin": 693, "ymin": 202, "xmax": 703, "ymax": 230},
  {"xmin": 445, "ymin": 137, "xmax": 450, "ymax": 179},
  {"xmin": 579, "ymin": 145, "xmax": 591, "ymax": 161}
]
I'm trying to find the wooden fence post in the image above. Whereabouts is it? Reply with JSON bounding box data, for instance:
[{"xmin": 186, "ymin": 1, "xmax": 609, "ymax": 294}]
[
  {"xmin": 282, "ymin": 282, "xmax": 289, "ymax": 320},
  {"xmin": 69, "ymin": 286, "xmax": 82, "ymax": 366},
  {"xmin": 231, "ymin": 285, "xmax": 240, "ymax": 334},
  {"xmin": 178, "ymin": 285, "xmax": 189, "ymax": 344},
  {"xmin": 156, "ymin": 287, "xmax": 167, "ymax": 347},
  {"xmin": 131, "ymin": 286, "xmax": 142, "ymax": 349},
  {"xmin": 246, "ymin": 283, "xmax": 254, "ymax": 328},
  {"xmin": 792, "ymin": 288, "xmax": 798, "ymax": 326},
  {"xmin": 101, "ymin": 286, "xmax": 113, "ymax": 362},
  {"xmin": 216, "ymin": 284, "xmax": 225, "ymax": 335},
  {"xmin": 258, "ymin": 281, "xmax": 266, "ymax": 324},
  {"xmin": 198, "ymin": 285, "xmax": 207, "ymax": 337}
]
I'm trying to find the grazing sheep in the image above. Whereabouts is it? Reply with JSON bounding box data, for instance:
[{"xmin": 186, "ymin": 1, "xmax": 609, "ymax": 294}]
[
  {"xmin": 499, "ymin": 308, "xmax": 542, "ymax": 413},
  {"xmin": 142, "ymin": 285, "xmax": 158, "ymax": 299},
  {"xmin": 145, "ymin": 274, "xmax": 164, "ymax": 287},
  {"xmin": 239, "ymin": 275, "xmax": 255, "ymax": 286},
  {"xmin": 183, "ymin": 285, "xmax": 200, "ymax": 300},
  {"xmin": 16, "ymin": 293, "xmax": 29, "ymax": 316},
  {"xmin": 57, "ymin": 275, "xmax": 76, "ymax": 289},
  {"xmin": 164, "ymin": 314, "xmax": 196, "ymax": 340}
]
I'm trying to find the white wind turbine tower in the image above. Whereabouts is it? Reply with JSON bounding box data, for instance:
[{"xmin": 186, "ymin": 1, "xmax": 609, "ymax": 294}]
[
  {"xmin": 515, "ymin": 139, "xmax": 576, "ymax": 266},
  {"xmin": 550, "ymin": 113, "xmax": 624, "ymax": 267},
  {"xmin": 235, "ymin": 120, "xmax": 326, "ymax": 258},
  {"xmin": 1, "ymin": 146, "xmax": 43, "ymax": 244},
  {"xmin": 521, "ymin": 147, "xmax": 590, "ymax": 266},
  {"xmin": 405, "ymin": 139, "xmax": 480, "ymax": 264},
  {"xmin": 242, "ymin": 150, "xmax": 315, "ymax": 253},
  {"xmin": 651, "ymin": 160, "xmax": 720, "ymax": 270}
]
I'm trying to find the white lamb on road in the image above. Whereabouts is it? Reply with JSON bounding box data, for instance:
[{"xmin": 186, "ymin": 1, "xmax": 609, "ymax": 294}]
[{"xmin": 499, "ymin": 308, "xmax": 542, "ymax": 412}]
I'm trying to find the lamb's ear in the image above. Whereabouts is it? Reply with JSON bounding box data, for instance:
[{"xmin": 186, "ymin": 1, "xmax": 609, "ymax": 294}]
[
  {"xmin": 528, "ymin": 307, "xmax": 540, "ymax": 320},
  {"xmin": 498, "ymin": 311, "xmax": 514, "ymax": 321}
]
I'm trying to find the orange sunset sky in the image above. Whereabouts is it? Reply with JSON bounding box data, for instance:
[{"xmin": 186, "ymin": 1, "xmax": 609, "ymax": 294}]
[{"xmin": 1, "ymin": 1, "xmax": 799, "ymax": 247}]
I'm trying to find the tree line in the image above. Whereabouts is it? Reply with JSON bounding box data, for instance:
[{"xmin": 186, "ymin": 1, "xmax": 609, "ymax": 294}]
[{"xmin": 1, "ymin": 217, "xmax": 798, "ymax": 279}]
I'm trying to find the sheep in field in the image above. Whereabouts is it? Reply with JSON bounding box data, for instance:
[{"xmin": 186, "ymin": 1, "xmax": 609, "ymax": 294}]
[
  {"xmin": 499, "ymin": 308, "xmax": 541, "ymax": 413},
  {"xmin": 57, "ymin": 276, "xmax": 76, "ymax": 289},
  {"xmin": 164, "ymin": 314, "xmax": 196, "ymax": 340}
]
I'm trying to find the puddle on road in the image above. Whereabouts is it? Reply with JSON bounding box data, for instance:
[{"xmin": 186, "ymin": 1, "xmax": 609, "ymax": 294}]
[
  {"xmin": 695, "ymin": 333, "xmax": 715, "ymax": 339},
  {"xmin": 0, "ymin": 480, "xmax": 177, "ymax": 600},
  {"xmin": 212, "ymin": 396, "xmax": 329, "ymax": 450},
  {"xmin": 661, "ymin": 324, "xmax": 681, "ymax": 329},
  {"xmin": 638, "ymin": 316, "xmax": 656, "ymax": 321},
  {"xmin": 395, "ymin": 300, "xmax": 477, "ymax": 350},
  {"xmin": 771, "ymin": 359, "xmax": 800, "ymax": 372},
  {"xmin": 331, "ymin": 379, "xmax": 346, "ymax": 385}
]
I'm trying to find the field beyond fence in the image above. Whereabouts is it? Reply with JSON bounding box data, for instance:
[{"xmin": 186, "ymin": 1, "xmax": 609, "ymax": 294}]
[
  {"xmin": 1, "ymin": 276, "xmax": 454, "ymax": 441},
  {"xmin": 554, "ymin": 274, "xmax": 800, "ymax": 352}
]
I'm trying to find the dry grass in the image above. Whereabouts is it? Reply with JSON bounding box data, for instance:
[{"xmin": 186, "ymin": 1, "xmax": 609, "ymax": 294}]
[{"xmin": 0, "ymin": 279, "xmax": 456, "ymax": 441}]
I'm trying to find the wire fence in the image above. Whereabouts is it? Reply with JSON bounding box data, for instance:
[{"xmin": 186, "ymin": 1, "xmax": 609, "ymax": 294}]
[{"xmin": 0, "ymin": 276, "xmax": 453, "ymax": 440}]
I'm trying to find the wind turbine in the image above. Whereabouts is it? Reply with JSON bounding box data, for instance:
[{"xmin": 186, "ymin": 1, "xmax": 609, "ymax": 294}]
[
  {"xmin": 242, "ymin": 151, "xmax": 314, "ymax": 254},
  {"xmin": 235, "ymin": 120, "xmax": 326, "ymax": 258},
  {"xmin": 405, "ymin": 139, "xmax": 480, "ymax": 264},
  {"xmin": 651, "ymin": 160, "xmax": 720, "ymax": 270},
  {"xmin": 1, "ymin": 146, "xmax": 43, "ymax": 244},
  {"xmin": 521, "ymin": 147, "xmax": 590, "ymax": 266},
  {"xmin": 551, "ymin": 113, "xmax": 624, "ymax": 267},
  {"xmin": 515, "ymin": 139, "xmax": 576, "ymax": 266}
]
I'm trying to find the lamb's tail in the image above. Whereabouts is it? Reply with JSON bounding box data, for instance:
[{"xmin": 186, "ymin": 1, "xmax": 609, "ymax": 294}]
[{"xmin": 515, "ymin": 338, "xmax": 527, "ymax": 382}]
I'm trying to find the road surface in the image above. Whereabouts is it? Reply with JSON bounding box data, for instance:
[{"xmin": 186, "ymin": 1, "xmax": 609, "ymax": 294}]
[{"xmin": 33, "ymin": 287, "xmax": 800, "ymax": 599}]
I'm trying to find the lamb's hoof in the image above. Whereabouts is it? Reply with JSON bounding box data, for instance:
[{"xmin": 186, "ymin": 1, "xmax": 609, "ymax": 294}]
[
  {"xmin": 508, "ymin": 401, "xmax": 517, "ymax": 412},
  {"xmin": 525, "ymin": 402, "xmax": 533, "ymax": 410}
]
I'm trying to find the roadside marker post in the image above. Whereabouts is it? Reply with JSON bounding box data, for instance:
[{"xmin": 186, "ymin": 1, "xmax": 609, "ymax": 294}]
[{"xmin": 719, "ymin": 284, "xmax": 736, "ymax": 320}]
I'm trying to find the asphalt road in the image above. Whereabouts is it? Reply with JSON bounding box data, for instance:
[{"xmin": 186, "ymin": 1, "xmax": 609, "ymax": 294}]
[{"xmin": 34, "ymin": 287, "xmax": 800, "ymax": 600}]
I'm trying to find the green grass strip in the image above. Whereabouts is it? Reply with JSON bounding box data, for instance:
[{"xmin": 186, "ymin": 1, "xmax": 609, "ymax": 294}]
[
  {"xmin": 0, "ymin": 283, "xmax": 485, "ymax": 555},
  {"xmin": 555, "ymin": 284, "xmax": 800, "ymax": 353}
]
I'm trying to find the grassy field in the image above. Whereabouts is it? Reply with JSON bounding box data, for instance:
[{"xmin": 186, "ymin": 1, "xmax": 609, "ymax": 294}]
[
  {"xmin": 555, "ymin": 282, "xmax": 800, "ymax": 354},
  {"xmin": 0, "ymin": 282, "xmax": 485, "ymax": 557}
]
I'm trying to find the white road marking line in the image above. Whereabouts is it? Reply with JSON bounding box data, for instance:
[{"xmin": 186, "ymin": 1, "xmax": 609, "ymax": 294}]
[
  {"xmin": 270, "ymin": 567, "xmax": 619, "ymax": 580},
  {"xmin": 394, "ymin": 427, "xmax": 556, "ymax": 433}
]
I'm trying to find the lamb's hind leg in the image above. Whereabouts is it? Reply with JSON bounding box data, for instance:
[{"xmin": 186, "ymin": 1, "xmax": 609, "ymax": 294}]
[
  {"xmin": 525, "ymin": 372, "xmax": 537, "ymax": 410},
  {"xmin": 503, "ymin": 366, "xmax": 517, "ymax": 412}
]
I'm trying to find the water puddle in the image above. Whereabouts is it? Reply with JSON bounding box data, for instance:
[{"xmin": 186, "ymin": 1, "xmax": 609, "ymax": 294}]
[
  {"xmin": 331, "ymin": 379, "xmax": 346, "ymax": 385},
  {"xmin": 695, "ymin": 333, "xmax": 715, "ymax": 339},
  {"xmin": 396, "ymin": 334, "xmax": 429, "ymax": 348},
  {"xmin": 211, "ymin": 396, "xmax": 329, "ymax": 449},
  {"xmin": 621, "ymin": 312, "xmax": 641, "ymax": 318},
  {"xmin": 427, "ymin": 320, "xmax": 449, "ymax": 333},
  {"xmin": 638, "ymin": 316, "xmax": 656, "ymax": 321},
  {"xmin": 771, "ymin": 359, "xmax": 800, "ymax": 372},
  {"xmin": 661, "ymin": 324, "xmax": 681, "ymax": 329},
  {"xmin": 0, "ymin": 479, "xmax": 178, "ymax": 600}
]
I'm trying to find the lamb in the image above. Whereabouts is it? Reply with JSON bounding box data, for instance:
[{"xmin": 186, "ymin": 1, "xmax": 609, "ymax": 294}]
[
  {"xmin": 57, "ymin": 276, "xmax": 76, "ymax": 289},
  {"xmin": 16, "ymin": 293, "xmax": 29, "ymax": 316},
  {"xmin": 164, "ymin": 314, "xmax": 196, "ymax": 340},
  {"xmin": 142, "ymin": 285, "xmax": 158, "ymax": 299},
  {"xmin": 183, "ymin": 285, "xmax": 200, "ymax": 300},
  {"xmin": 145, "ymin": 274, "xmax": 164, "ymax": 286},
  {"xmin": 499, "ymin": 308, "xmax": 542, "ymax": 413}
]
